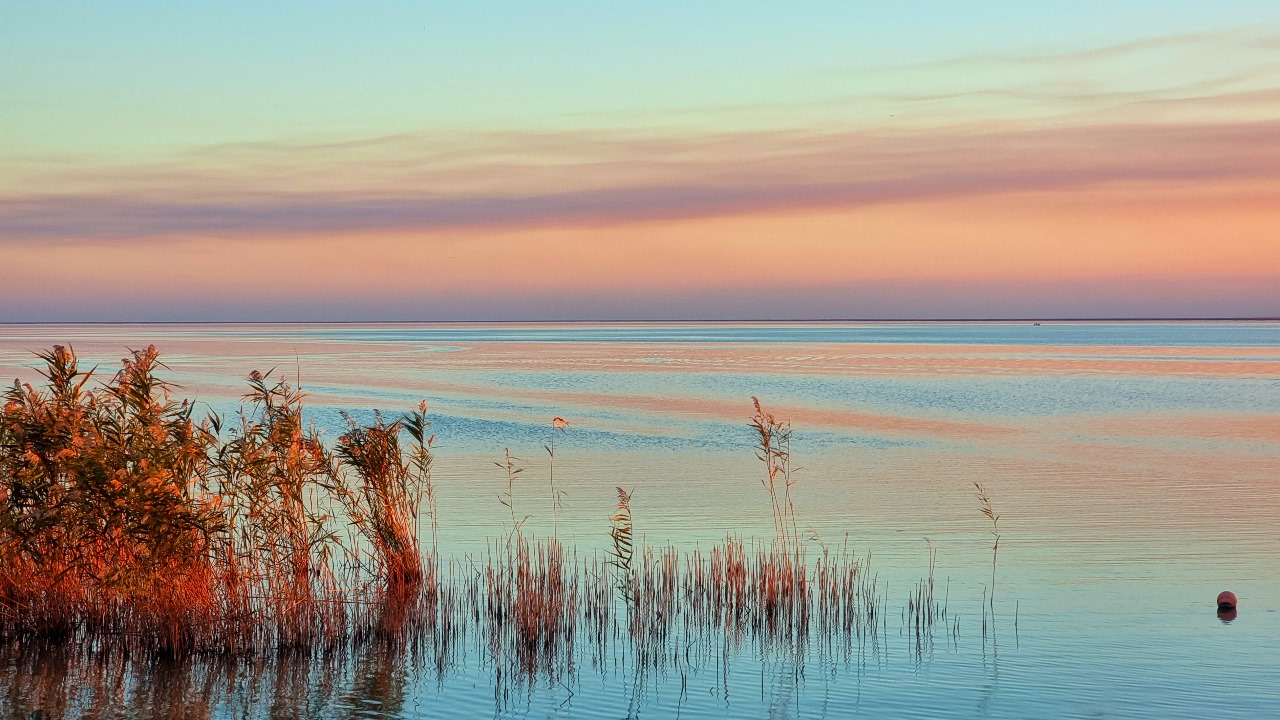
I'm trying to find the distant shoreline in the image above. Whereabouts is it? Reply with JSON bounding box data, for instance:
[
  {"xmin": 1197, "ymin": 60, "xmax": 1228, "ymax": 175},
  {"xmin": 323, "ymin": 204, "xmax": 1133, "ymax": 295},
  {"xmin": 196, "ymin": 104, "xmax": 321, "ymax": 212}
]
[{"xmin": 0, "ymin": 317, "xmax": 1277, "ymax": 326}]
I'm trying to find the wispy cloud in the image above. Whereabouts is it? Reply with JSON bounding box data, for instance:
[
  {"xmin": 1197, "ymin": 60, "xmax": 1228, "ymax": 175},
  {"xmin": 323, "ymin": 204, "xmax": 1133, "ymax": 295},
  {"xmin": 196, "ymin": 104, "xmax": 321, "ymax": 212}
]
[
  {"xmin": 3, "ymin": 25, "xmax": 1279, "ymax": 245},
  {"xmin": 3, "ymin": 113, "xmax": 1279, "ymax": 242},
  {"xmin": 886, "ymin": 27, "xmax": 1276, "ymax": 70}
]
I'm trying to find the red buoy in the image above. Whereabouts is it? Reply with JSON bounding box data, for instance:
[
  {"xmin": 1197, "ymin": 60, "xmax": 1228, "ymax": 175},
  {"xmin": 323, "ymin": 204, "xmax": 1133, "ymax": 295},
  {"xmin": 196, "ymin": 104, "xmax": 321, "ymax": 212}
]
[{"xmin": 1217, "ymin": 591, "xmax": 1237, "ymax": 611}]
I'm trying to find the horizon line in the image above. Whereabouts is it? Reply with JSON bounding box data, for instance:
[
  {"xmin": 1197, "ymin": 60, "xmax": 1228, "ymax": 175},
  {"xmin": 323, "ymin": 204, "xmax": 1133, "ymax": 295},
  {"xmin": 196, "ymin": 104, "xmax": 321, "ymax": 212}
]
[{"xmin": 1, "ymin": 316, "xmax": 1277, "ymax": 326}]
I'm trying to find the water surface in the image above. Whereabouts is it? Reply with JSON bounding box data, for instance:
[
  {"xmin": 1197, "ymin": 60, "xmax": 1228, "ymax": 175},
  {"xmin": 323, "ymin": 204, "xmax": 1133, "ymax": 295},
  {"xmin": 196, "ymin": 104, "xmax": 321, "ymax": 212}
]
[{"xmin": 1, "ymin": 321, "xmax": 1277, "ymax": 718}]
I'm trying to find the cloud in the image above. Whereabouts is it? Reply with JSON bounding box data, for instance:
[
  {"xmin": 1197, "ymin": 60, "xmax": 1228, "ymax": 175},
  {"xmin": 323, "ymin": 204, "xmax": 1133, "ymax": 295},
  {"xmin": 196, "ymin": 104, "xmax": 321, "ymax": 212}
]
[
  {"xmin": 3, "ymin": 114, "xmax": 1280, "ymax": 242},
  {"xmin": 4, "ymin": 24, "xmax": 1279, "ymax": 245},
  {"xmin": 908, "ymin": 27, "xmax": 1277, "ymax": 69}
]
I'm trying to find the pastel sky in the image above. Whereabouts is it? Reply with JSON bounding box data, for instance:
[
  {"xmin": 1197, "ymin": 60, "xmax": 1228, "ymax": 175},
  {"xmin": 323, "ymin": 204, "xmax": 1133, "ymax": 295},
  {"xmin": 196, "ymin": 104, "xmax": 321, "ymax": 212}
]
[{"xmin": 3, "ymin": 2, "xmax": 1279, "ymax": 321}]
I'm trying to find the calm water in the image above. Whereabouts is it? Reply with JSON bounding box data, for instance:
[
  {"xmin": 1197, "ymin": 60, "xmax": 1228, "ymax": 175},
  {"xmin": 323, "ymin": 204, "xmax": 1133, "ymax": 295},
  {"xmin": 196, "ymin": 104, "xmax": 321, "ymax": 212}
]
[{"xmin": 1, "ymin": 321, "xmax": 1278, "ymax": 718}]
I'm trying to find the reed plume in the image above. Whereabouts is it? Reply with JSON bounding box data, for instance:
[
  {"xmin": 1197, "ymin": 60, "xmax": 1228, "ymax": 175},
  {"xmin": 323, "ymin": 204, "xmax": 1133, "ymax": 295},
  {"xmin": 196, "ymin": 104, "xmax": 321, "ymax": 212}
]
[
  {"xmin": 608, "ymin": 486, "xmax": 635, "ymax": 608},
  {"xmin": 750, "ymin": 397, "xmax": 798, "ymax": 554},
  {"xmin": 974, "ymin": 481, "xmax": 1001, "ymax": 609}
]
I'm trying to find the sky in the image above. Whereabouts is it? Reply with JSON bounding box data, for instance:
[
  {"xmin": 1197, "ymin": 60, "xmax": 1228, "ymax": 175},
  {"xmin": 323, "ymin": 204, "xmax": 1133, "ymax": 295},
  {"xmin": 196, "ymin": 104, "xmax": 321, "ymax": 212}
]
[{"xmin": 2, "ymin": 1, "xmax": 1279, "ymax": 321}]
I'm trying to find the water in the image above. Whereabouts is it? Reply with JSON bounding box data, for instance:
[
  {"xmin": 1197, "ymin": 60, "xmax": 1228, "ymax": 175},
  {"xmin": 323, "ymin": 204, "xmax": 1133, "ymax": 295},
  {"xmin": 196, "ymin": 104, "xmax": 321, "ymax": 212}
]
[{"xmin": 1, "ymin": 321, "xmax": 1277, "ymax": 718}]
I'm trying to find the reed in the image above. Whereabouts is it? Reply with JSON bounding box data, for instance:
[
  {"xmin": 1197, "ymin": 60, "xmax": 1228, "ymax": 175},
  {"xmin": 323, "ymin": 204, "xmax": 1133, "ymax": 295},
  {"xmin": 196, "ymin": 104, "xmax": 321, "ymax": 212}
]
[
  {"xmin": 0, "ymin": 345, "xmax": 221, "ymax": 651},
  {"xmin": 749, "ymin": 397, "xmax": 798, "ymax": 554},
  {"xmin": 495, "ymin": 448, "xmax": 525, "ymax": 540},
  {"xmin": 330, "ymin": 410, "xmax": 427, "ymax": 593},
  {"xmin": 545, "ymin": 417, "xmax": 568, "ymax": 537},
  {"xmin": 974, "ymin": 481, "xmax": 1001, "ymax": 609},
  {"xmin": 1, "ymin": 344, "xmax": 982, "ymax": 689},
  {"xmin": 905, "ymin": 539, "xmax": 945, "ymax": 658},
  {"xmin": 0, "ymin": 346, "xmax": 439, "ymax": 654},
  {"xmin": 402, "ymin": 401, "xmax": 437, "ymax": 555},
  {"xmin": 209, "ymin": 367, "xmax": 340, "ymax": 649},
  {"xmin": 608, "ymin": 486, "xmax": 636, "ymax": 608}
]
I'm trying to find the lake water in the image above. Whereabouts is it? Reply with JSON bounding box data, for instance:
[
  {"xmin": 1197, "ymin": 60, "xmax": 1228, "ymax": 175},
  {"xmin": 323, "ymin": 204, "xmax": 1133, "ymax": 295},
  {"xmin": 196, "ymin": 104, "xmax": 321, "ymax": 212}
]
[{"xmin": 1, "ymin": 321, "xmax": 1278, "ymax": 718}]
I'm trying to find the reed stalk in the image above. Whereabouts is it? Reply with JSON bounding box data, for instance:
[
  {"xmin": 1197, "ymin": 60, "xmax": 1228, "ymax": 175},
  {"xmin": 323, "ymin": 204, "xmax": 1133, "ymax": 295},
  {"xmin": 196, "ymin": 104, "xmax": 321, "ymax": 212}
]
[
  {"xmin": 545, "ymin": 417, "xmax": 568, "ymax": 538},
  {"xmin": 608, "ymin": 486, "xmax": 635, "ymax": 608},
  {"xmin": 974, "ymin": 482, "xmax": 1001, "ymax": 609},
  {"xmin": 749, "ymin": 397, "xmax": 798, "ymax": 555}
]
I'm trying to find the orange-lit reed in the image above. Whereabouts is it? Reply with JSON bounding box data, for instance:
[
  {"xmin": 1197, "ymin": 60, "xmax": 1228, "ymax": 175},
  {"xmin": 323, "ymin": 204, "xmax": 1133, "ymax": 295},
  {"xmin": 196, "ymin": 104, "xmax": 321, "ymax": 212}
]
[{"xmin": 0, "ymin": 345, "xmax": 961, "ymax": 679}]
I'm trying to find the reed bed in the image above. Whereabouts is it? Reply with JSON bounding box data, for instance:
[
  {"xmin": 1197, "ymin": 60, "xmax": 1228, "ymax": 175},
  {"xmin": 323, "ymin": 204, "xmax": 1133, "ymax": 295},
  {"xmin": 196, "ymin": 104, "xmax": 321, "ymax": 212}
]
[
  {"xmin": 1, "ymin": 344, "xmax": 991, "ymax": 709},
  {"xmin": 0, "ymin": 345, "xmax": 428, "ymax": 654}
]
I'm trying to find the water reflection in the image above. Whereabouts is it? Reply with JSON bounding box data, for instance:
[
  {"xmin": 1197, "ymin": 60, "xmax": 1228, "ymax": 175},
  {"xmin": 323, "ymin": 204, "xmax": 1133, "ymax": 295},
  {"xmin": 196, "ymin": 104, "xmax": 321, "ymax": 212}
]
[
  {"xmin": 0, "ymin": 609, "xmax": 422, "ymax": 719},
  {"xmin": 0, "ymin": 536, "xmax": 972, "ymax": 719}
]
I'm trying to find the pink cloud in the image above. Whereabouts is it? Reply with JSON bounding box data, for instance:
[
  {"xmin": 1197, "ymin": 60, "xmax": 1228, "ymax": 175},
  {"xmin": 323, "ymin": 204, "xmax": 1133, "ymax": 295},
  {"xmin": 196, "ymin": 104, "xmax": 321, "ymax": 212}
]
[{"xmin": 3, "ymin": 114, "xmax": 1280, "ymax": 243}]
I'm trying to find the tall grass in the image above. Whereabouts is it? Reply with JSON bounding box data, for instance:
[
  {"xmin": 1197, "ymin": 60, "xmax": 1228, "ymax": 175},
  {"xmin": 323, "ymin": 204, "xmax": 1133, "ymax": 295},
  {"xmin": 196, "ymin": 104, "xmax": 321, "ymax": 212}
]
[
  {"xmin": 546, "ymin": 416, "xmax": 568, "ymax": 536},
  {"xmin": 331, "ymin": 410, "xmax": 428, "ymax": 593},
  {"xmin": 0, "ymin": 345, "xmax": 221, "ymax": 650},
  {"xmin": 210, "ymin": 367, "xmax": 340, "ymax": 648},
  {"xmin": 0, "ymin": 346, "xmax": 429, "ymax": 653},
  {"xmin": 750, "ymin": 396, "xmax": 798, "ymax": 553},
  {"xmin": 974, "ymin": 481, "xmax": 1001, "ymax": 609},
  {"xmin": 608, "ymin": 486, "xmax": 635, "ymax": 607},
  {"xmin": 1, "ymin": 344, "xmax": 980, "ymax": 684},
  {"xmin": 495, "ymin": 449, "xmax": 525, "ymax": 539}
]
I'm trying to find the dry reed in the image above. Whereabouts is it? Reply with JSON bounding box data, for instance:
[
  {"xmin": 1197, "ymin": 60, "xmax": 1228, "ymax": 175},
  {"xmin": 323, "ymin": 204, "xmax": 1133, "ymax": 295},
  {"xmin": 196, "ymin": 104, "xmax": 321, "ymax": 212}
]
[
  {"xmin": 1, "ymin": 345, "xmax": 978, "ymax": 705},
  {"xmin": 974, "ymin": 481, "xmax": 1001, "ymax": 609}
]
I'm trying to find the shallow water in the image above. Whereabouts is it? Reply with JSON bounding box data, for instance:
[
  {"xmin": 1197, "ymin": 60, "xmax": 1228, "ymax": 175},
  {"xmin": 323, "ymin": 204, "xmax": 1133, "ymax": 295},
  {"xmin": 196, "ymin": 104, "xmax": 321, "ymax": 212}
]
[{"xmin": 1, "ymin": 321, "xmax": 1277, "ymax": 718}]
